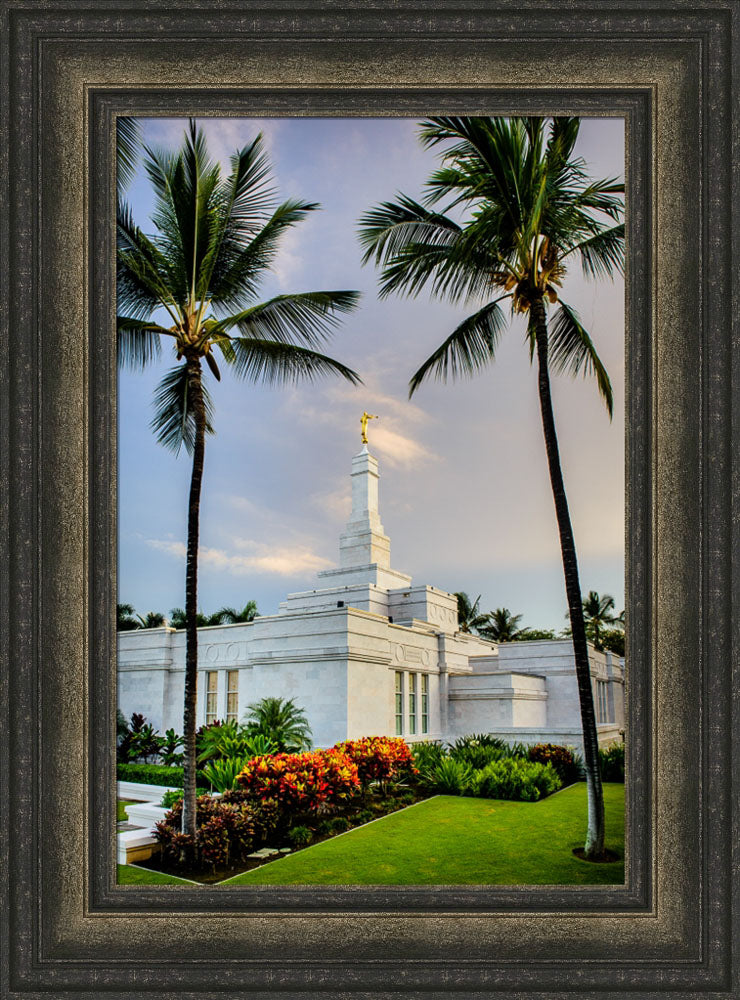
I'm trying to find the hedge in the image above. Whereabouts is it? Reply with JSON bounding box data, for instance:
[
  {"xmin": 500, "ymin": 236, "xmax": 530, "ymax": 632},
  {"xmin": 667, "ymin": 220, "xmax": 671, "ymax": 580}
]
[{"xmin": 117, "ymin": 763, "xmax": 208, "ymax": 787}]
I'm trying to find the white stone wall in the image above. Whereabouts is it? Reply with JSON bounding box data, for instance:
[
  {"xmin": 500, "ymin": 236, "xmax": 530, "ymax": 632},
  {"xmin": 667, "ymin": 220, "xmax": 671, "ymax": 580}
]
[
  {"xmin": 447, "ymin": 672, "xmax": 547, "ymax": 735},
  {"xmin": 118, "ymin": 615, "xmax": 625, "ymax": 755}
]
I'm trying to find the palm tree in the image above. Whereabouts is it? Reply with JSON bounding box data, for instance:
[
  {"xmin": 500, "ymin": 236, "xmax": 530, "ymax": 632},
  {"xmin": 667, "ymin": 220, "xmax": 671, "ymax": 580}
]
[
  {"xmin": 453, "ymin": 591, "xmax": 489, "ymax": 633},
  {"xmin": 116, "ymin": 118, "xmax": 141, "ymax": 198},
  {"xmin": 581, "ymin": 590, "xmax": 621, "ymax": 651},
  {"xmin": 136, "ymin": 610, "xmax": 166, "ymax": 629},
  {"xmin": 359, "ymin": 116, "xmax": 624, "ymax": 859},
  {"xmin": 479, "ymin": 607, "xmax": 523, "ymax": 642},
  {"xmin": 243, "ymin": 696, "xmax": 312, "ymax": 752},
  {"xmin": 118, "ymin": 120, "xmax": 360, "ymax": 842},
  {"xmin": 213, "ymin": 600, "xmax": 259, "ymax": 624},
  {"xmin": 116, "ymin": 603, "xmax": 141, "ymax": 631}
]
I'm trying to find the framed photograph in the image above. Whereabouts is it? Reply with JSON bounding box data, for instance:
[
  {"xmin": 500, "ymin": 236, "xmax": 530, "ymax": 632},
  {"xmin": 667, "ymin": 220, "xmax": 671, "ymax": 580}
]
[{"xmin": 2, "ymin": 2, "xmax": 737, "ymax": 997}]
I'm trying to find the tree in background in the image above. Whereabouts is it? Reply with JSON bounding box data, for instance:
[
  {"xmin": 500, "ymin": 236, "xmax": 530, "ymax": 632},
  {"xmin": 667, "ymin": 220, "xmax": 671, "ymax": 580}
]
[
  {"xmin": 478, "ymin": 607, "xmax": 524, "ymax": 642},
  {"xmin": 213, "ymin": 600, "xmax": 259, "ymax": 624},
  {"xmin": 136, "ymin": 611, "xmax": 167, "ymax": 629},
  {"xmin": 453, "ymin": 592, "xmax": 489, "ymax": 633},
  {"xmin": 116, "ymin": 603, "xmax": 141, "ymax": 631},
  {"xmin": 581, "ymin": 590, "xmax": 622, "ymax": 651},
  {"xmin": 360, "ymin": 116, "xmax": 624, "ymax": 859}
]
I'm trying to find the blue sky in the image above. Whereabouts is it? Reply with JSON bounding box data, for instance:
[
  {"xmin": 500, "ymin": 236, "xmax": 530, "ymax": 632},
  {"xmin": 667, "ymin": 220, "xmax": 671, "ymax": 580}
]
[{"xmin": 118, "ymin": 116, "xmax": 625, "ymax": 631}]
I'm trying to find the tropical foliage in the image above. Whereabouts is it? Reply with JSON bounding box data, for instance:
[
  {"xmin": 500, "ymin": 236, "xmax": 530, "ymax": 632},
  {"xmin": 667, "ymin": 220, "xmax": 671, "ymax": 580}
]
[
  {"xmin": 359, "ymin": 115, "xmax": 624, "ymax": 858},
  {"xmin": 117, "ymin": 119, "xmax": 360, "ymax": 839},
  {"xmin": 580, "ymin": 590, "xmax": 623, "ymax": 651},
  {"xmin": 236, "ymin": 749, "xmax": 360, "ymax": 815},
  {"xmin": 116, "ymin": 603, "xmax": 141, "ymax": 631},
  {"xmin": 243, "ymin": 696, "xmax": 313, "ymax": 752},
  {"xmin": 334, "ymin": 736, "xmax": 416, "ymax": 791},
  {"xmin": 478, "ymin": 607, "xmax": 523, "ymax": 642},
  {"xmin": 452, "ymin": 591, "xmax": 488, "ymax": 633},
  {"xmin": 214, "ymin": 600, "xmax": 259, "ymax": 624},
  {"xmin": 196, "ymin": 719, "xmax": 276, "ymax": 763}
]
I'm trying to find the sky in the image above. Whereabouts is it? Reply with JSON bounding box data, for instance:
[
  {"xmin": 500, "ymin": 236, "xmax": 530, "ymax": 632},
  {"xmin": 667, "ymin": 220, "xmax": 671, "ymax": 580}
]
[{"xmin": 118, "ymin": 116, "xmax": 625, "ymax": 632}]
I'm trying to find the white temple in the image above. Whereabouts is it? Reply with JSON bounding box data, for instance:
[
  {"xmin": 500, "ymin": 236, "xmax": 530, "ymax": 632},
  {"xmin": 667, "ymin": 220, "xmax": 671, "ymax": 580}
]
[{"xmin": 118, "ymin": 444, "xmax": 624, "ymax": 752}]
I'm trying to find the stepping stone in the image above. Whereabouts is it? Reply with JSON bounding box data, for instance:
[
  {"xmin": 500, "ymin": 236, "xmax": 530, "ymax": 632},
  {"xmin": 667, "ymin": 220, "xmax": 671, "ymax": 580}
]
[{"xmin": 247, "ymin": 848, "xmax": 280, "ymax": 859}]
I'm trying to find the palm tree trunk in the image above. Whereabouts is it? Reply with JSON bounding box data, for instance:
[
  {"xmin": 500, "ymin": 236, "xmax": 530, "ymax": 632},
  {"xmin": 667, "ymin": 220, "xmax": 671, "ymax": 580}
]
[
  {"xmin": 530, "ymin": 294, "xmax": 605, "ymax": 858},
  {"xmin": 181, "ymin": 356, "xmax": 206, "ymax": 845}
]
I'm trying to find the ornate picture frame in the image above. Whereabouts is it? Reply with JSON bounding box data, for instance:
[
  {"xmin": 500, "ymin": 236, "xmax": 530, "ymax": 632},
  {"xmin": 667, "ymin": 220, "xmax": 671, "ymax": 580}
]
[{"xmin": 1, "ymin": 2, "xmax": 737, "ymax": 996}]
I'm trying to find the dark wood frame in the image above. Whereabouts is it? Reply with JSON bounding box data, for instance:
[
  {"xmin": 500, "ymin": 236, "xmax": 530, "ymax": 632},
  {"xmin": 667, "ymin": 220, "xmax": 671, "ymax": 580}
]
[{"xmin": 1, "ymin": 2, "xmax": 737, "ymax": 996}]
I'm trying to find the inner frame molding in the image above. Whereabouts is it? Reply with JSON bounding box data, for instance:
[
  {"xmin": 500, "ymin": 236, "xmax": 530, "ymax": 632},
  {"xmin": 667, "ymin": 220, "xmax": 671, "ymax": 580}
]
[{"xmin": 1, "ymin": 3, "xmax": 736, "ymax": 997}]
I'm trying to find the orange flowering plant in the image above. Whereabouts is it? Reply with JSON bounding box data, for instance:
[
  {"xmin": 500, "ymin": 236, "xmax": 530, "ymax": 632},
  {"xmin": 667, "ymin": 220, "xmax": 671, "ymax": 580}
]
[
  {"xmin": 236, "ymin": 748, "xmax": 360, "ymax": 813},
  {"xmin": 334, "ymin": 736, "xmax": 417, "ymax": 790}
]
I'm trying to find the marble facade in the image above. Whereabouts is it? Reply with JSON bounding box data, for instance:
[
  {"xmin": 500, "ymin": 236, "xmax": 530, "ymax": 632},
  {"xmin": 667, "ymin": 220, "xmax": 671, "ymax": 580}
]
[{"xmin": 118, "ymin": 446, "xmax": 624, "ymax": 754}]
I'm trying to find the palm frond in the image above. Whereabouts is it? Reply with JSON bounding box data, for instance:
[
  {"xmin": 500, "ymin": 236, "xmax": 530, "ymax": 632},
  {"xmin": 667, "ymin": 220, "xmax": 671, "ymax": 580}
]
[
  {"xmin": 358, "ymin": 194, "xmax": 461, "ymax": 266},
  {"xmin": 408, "ymin": 296, "xmax": 509, "ymax": 396},
  {"xmin": 117, "ymin": 316, "xmax": 168, "ymax": 369},
  {"xmin": 209, "ymin": 199, "xmax": 319, "ymax": 309},
  {"xmin": 212, "ymin": 291, "xmax": 360, "ymax": 348},
  {"xmin": 228, "ymin": 338, "xmax": 361, "ymax": 386},
  {"xmin": 117, "ymin": 202, "xmax": 181, "ymax": 319},
  {"xmin": 143, "ymin": 120, "xmax": 222, "ymax": 308},
  {"xmin": 562, "ymin": 223, "xmax": 625, "ymax": 279},
  {"xmin": 116, "ymin": 118, "xmax": 141, "ymax": 196},
  {"xmin": 196, "ymin": 134, "xmax": 277, "ymax": 298},
  {"xmin": 150, "ymin": 362, "xmax": 216, "ymax": 454},
  {"xmin": 548, "ymin": 302, "xmax": 614, "ymax": 417}
]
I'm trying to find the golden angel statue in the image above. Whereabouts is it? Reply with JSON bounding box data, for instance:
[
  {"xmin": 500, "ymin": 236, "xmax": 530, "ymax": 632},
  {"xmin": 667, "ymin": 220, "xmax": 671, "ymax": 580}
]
[{"xmin": 360, "ymin": 411, "xmax": 378, "ymax": 444}]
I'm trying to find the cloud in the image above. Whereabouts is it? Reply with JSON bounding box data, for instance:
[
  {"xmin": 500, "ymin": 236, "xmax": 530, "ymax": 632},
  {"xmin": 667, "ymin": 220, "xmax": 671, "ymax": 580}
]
[
  {"xmin": 369, "ymin": 426, "xmax": 437, "ymax": 468},
  {"xmin": 146, "ymin": 537, "xmax": 332, "ymax": 577},
  {"xmin": 280, "ymin": 376, "xmax": 440, "ymax": 469},
  {"xmin": 310, "ymin": 484, "xmax": 351, "ymax": 522}
]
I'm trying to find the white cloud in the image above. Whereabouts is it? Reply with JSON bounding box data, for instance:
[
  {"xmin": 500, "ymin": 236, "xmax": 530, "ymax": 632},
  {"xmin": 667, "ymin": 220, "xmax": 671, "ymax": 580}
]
[
  {"xmin": 369, "ymin": 426, "xmax": 437, "ymax": 468},
  {"xmin": 146, "ymin": 537, "xmax": 332, "ymax": 577}
]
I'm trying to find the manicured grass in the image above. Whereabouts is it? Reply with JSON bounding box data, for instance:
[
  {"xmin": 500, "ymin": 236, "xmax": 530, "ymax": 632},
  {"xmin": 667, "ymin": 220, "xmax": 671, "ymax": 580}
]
[
  {"xmin": 222, "ymin": 783, "xmax": 625, "ymax": 886},
  {"xmin": 117, "ymin": 864, "xmax": 197, "ymax": 886},
  {"xmin": 117, "ymin": 799, "xmax": 137, "ymax": 822}
]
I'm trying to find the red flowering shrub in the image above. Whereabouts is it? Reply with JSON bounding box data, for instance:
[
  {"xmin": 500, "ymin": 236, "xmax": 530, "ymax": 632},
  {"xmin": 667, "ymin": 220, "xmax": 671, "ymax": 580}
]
[
  {"xmin": 334, "ymin": 736, "xmax": 417, "ymax": 789},
  {"xmin": 528, "ymin": 743, "xmax": 579, "ymax": 784},
  {"xmin": 154, "ymin": 793, "xmax": 257, "ymax": 868},
  {"xmin": 236, "ymin": 749, "xmax": 360, "ymax": 814}
]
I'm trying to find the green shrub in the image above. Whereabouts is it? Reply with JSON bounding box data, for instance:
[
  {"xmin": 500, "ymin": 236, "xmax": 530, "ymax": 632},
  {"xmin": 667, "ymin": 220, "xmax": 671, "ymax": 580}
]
[
  {"xmin": 288, "ymin": 825, "xmax": 313, "ymax": 848},
  {"xmin": 326, "ymin": 816, "xmax": 350, "ymax": 834},
  {"xmin": 159, "ymin": 787, "xmax": 208, "ymax": 808},
  {"xmin": 354, "ymin": 809, "xmax": 375, "ymax": 826},
  {"xmin": 448, "ymin": 733, "xmax": 508, "ymax": 752},
  {"xmin": 196, "ymin": 720, "xmax": 276, "ymax": 764},
  {"xmin": 599, "ymin": 742, "xmax": 625, "ymax": 781},
  {"xmin": 117, "ymin": 762, "xmax": 208, "ymax": 787},
  {"xmin": 419, "ymin": 757, "xmax": 474, "ymax": 795},
  {"xmin": 159, "ymin": 728, "xmax": 184, "ymax": 766},
  {"xmin": 471, "ymin": 758, "xmax": 562, "ymax": 801},
  {"xmin": 200, "ymin": 756, "xmax": 253, "ymax": 793},
  {"xmin": 449, "ymin": 742, "xmax": 509, "ymax": 770},
  {"xmin": 410, "ymin": 741, "xmax": 446, "ymax": 771}
]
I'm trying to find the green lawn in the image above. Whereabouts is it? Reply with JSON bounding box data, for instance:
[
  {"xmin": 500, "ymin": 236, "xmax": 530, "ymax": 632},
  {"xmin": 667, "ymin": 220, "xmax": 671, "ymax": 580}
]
[
  {"xmin": 222, "ymin": 783, "xmax": 625, "ymax": 886},
  {"xmin": 117, "ymin": 799, "xmax": 138, "ymax": 822},
  {"xmin": 117, "ymin": 864, "xmax": 197, "ymax": 886}
]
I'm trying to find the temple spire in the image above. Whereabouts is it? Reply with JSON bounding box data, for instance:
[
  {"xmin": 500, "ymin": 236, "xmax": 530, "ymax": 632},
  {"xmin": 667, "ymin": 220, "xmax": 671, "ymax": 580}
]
[{"xmin": 339, "ymin": 446, "xmax": 390, "ymax": 569}]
